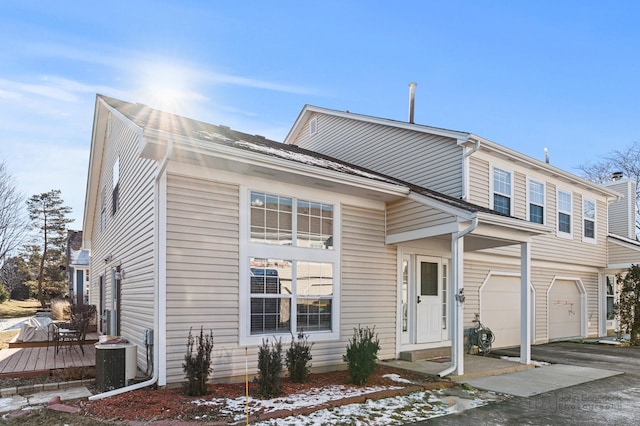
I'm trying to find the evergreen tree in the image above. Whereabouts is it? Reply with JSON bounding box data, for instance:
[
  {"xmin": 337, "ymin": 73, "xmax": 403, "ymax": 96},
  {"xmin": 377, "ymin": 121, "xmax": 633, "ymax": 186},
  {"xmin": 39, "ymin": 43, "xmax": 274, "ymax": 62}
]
[
  {"xmin": 26, "ymin": 190, "xmax": 73, "ymax": 307},
  {"xmin": 616, "ymin": 264, "xmax": 640, "ymax": 345}
]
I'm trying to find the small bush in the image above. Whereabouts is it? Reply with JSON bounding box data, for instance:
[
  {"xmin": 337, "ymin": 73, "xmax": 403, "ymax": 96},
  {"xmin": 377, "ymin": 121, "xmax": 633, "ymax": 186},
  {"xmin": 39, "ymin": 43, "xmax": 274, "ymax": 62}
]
[
  {"xmin": 182, "ymin": 327, "xmax": 214, "ymax": 396},
  {"xmin": 285, "ymin": 332, "xmax": 314, "ymax": 383},
  {"xmin": 254, "ymin": 337, "xmax": 283, "ymax": 397},
  {"xmin": 343, "ymin": 325, "xmax": 381, "ymax": 385}
]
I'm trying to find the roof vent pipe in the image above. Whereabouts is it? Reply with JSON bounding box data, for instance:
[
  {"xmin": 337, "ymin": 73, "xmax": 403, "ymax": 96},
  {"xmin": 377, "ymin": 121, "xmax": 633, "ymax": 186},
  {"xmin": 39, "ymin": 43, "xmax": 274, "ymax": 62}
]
[
  {"xmin": 408, "ymin": 82, "xmax": 417, "ymax": 124},
  {"xmin": 612, "ymin": 171, "xmax": 624, "ymax": 181}
]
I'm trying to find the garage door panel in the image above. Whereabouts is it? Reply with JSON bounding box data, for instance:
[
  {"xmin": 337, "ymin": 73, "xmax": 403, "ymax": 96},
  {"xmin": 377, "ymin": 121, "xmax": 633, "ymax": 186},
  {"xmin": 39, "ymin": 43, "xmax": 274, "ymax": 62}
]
[
  {"xmin": 480, "ymin": 276, "xmax": 521, "ymax": 348},
  {"xmin": 549, "ymin": 280, "xmax": 581, "ymax": 340}
]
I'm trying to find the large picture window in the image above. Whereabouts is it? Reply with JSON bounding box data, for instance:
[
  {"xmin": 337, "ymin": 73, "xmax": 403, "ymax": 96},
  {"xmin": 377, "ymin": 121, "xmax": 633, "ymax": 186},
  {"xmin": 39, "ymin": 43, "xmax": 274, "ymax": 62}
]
[{"xmin": 247, "ymin": 191, "xmax": 336, "ymax": 338}]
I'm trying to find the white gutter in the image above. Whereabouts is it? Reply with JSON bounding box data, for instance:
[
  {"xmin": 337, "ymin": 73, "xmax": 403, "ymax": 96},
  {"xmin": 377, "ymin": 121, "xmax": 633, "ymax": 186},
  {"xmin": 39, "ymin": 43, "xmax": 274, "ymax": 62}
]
[
  {"xmin": 461, "ymin": 138, "xmax": 480, "ymax": 201},
  {"xmin": 89, "ymin": 139, "xmax": 173, "ymax": 400},
  {"xmin": 438, "ymin": 217, "xmax": 478, "ymax": 378}
]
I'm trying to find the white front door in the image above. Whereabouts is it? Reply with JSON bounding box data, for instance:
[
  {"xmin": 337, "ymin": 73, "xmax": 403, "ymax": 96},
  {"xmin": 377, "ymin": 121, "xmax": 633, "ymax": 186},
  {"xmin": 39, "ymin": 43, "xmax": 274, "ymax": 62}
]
[{"xmin": 416, "ymin": 256, "xmax": 442, "ymax": 343}]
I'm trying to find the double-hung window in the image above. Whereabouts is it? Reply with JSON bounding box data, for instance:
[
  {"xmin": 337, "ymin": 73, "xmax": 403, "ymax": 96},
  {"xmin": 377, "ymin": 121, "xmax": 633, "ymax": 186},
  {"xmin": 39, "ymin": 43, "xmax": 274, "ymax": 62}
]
[
  {"xmin": 583, "ymin": 198, "xmax": 596, "ymax": 241},
  {"xmin": 528, "ymin": 180, "xmax": 545, "ymax": 224},
  {"xmin": 557, "ymin": 190, "xmax": 572, "ymax": 237},
  {"xmin": 492, "ymin": 167, "xmax": 512, "ymax": 216},
  {"xmin": 246, "ymin": 191, "xmax": 336, "ymax": 341}
]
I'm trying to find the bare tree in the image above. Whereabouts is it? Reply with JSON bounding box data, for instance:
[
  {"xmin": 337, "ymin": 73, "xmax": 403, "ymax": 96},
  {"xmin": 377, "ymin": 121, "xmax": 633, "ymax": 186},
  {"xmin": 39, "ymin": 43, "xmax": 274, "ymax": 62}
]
[
  {"xmin": 577, "ymin": 141, "xmax": 640, "ymax": 236},
  {"xmin": 0, "ymin": 161, "xmax": 29, "ymax": 263},
  {"xmin": 26, "ymin": 190, "xmax": 73, "ymax": 307}
]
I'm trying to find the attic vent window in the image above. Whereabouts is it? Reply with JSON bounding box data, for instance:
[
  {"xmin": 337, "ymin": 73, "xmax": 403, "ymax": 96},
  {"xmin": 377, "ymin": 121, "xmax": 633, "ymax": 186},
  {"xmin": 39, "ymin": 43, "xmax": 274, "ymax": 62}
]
[{"xmin": 309, "ymin": 117, "xmax": 318, "ymax": 136}]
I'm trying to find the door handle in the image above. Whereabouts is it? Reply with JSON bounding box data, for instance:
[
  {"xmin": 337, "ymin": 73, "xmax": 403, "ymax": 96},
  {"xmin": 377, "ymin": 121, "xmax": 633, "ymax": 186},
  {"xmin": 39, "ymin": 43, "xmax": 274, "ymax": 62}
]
[{"xmin": 417, "ymin": 296, "xmax": 421, "ymax": 304}]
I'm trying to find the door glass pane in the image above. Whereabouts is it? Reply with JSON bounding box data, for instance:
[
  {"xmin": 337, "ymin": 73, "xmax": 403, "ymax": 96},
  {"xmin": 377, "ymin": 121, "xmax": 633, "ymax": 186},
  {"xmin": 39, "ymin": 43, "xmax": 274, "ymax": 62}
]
[
  {"xmin": 402, "ymin": 260, "xmax": 408, "ymax": 332},
  {"xmin": 420, "ymin": 262, "xmax": 438, "ymax": 296}
]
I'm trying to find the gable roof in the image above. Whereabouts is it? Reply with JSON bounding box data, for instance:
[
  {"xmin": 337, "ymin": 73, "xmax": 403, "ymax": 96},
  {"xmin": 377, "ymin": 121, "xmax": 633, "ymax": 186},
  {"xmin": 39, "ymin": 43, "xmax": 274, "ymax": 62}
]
[
  {"xmin": 284, "ymin": 104, "xmax": 619, "ymax": 199},
  {"xmin": 84, "ymin": 95, "xmax": 548, "ymax": 239}
]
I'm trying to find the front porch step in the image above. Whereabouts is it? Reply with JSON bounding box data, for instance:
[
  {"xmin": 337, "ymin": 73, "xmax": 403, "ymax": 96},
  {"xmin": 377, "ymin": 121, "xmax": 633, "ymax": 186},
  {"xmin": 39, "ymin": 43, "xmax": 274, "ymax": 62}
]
[{"xmin": 399, "ymin": 347, "xmax": 451, "ymax": 362}]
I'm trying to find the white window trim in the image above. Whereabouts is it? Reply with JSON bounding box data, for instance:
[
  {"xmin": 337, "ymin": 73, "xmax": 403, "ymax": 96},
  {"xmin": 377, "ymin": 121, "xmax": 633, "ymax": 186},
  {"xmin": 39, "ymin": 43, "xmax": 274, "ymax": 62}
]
[
  {"xmin": 582, "ymin": 197, "xmax": 596, "ymax": 244},
  {"xmin": 526, "ymin": 178, "xmax": 546, "ymax": 225},
  {"xmin": 239, "ymin": 188, "xmax": 341, "ymax": 346},
  {"xmin": 556, "ymin": 188, "xmax": 573, "ymax": 239},
  {"xmin": 490, "ymin": 166, "xmax": 514, "ymax": 216}
]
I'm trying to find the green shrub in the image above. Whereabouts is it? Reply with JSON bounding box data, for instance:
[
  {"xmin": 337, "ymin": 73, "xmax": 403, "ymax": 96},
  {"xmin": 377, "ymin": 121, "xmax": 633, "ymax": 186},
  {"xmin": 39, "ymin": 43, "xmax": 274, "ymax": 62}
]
[
  {"xmin": 285, "ymin": 332, "xmax": 314, "ymax": 383},
  {"xmin": 254, "ymin": 337, "xmax": 283, "ymax": 397},
  {"xmin": 343, "ymin": 325, "xmax": 381, "ymax": 385},
  {"xmin": 182, "ymin": 327, "xmax": 214, "ymax": 396},
  {"xmin": 10, "ymin": 284, "xmax": 31, "ymax": 301},
  {"xmin": 0, "ymin": 286, "xmax": 9, "ymax": 303}
]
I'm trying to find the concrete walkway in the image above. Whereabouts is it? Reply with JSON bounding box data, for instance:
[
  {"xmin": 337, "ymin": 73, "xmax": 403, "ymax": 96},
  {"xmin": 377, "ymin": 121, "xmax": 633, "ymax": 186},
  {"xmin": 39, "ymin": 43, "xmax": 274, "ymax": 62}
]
[
  {"xmin": 383, "ymin": 352, "xmax": 622, "ymax": 398},
  {"xmin": 462, "ymin": 363, "xmax": 623, "ymax": 397}
]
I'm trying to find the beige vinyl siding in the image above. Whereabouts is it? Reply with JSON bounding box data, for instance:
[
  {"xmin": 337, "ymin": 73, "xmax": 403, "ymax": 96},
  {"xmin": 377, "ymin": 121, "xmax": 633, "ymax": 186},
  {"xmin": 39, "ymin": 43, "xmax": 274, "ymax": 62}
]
[
  {"xmin": 341, "ymin": 205, "xmax": 397, "ymax": 360},
  {"xmin": 608, "ymin": 240, "xmax": 640, "ymax": 265},
  {"xmin": 164, "ymin": 174, "xmax": 240, "ymax": 384},
  {"xmin": 468, "ymin": 157, "xmax": 490, "ymax": 208},
  {"xmin": 162, "ymin": 183, "xmax": 397, "ymax": 385},
  {"xmin": 387, "ymin": 199, "xmax": 456, "ymax": 235},
  {"xmin": 88, "ymin": 108, "xmax": 156, "ymax": 373},
  {"xmin": 293, "ymin": 114, "xmax": 464, "ymax": 197},
  {"xmin": 531, "ymin": 191, "xmax": 607, "ymax": 267}
]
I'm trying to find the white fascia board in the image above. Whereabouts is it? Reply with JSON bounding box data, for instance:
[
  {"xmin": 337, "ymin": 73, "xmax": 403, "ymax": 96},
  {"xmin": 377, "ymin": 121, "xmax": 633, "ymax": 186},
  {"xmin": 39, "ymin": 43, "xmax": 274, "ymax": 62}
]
[
  {"xmin": 475, "ymin": 211, "xmax": 552, "ymax": 236},
  {"xmin": 607, "ymin": 263, "xmax": 634, "ymax": 270},
  {"xmin": 407, "ymin": 192, "xmax": 476, "ymax": 220},
  {"xmin": 608, "ymin": 234, "xmax": 640, "ymax": 250},
  {"xmin": 145, "ymin": 129, "xmax": 411, "ymax": 198},
  {"xmin": 470, "ymin": 134, "xmax": 619, "ymax": 199},
  {"xmin": 386, "ymin": 222, "xmax": 461, "ymax": 244},
  {"xmin": 284, "ymin": 105, "xmax": 470, "ymax": 145}
]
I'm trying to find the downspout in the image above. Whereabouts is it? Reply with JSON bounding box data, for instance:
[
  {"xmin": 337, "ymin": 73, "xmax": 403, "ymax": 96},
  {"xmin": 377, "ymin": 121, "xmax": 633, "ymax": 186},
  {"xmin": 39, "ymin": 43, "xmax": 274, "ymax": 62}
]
[
  {"xmin": 438, "ymin": 216, "xmax": 478, "ymax": 378},
  {"xmin": 90, "ymin": 138, "xmax": 173, "ymax": 400},
  {"xmin": 461, "ymin": 138, "xmax": 481, "ymax": 201}
]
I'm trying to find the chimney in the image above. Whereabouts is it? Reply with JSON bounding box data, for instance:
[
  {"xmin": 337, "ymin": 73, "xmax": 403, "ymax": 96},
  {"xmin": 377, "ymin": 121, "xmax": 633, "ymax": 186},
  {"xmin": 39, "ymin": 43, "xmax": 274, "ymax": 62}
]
[
  {"xmin": 544, "ymin": 148, "xmax": 549, "ymax": 164},
  {"xmin": 408, "ymin": 82, "xmax": 417, "ymax": 124},
  {"xmin": 612, "ymin": 171, "xmax": 624, "ymax": 181}
]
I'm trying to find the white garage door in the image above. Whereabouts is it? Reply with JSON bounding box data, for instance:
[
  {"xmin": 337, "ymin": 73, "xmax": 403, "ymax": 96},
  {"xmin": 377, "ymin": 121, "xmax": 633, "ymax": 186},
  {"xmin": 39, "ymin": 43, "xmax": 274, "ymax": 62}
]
[
  {"xmin": 549, "ymin": 280, "xmax": 582, "ymax": 340},
  {"xmin": 480, "ymin": 275, "xmax": 520, "ymax": 348}
]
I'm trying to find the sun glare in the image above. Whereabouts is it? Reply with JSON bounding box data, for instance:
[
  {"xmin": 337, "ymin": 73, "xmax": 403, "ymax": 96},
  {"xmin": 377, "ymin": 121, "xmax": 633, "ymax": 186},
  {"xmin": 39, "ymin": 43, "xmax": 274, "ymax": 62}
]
[{"xmin": 134, "ymin": 60, "xmax": 206, "ymax": 113}]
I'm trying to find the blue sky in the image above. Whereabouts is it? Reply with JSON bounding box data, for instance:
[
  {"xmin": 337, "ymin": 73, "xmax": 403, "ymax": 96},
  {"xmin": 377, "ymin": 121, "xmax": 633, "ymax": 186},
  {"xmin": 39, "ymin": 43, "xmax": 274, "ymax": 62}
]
[{"xmin": 1, "ymin": 1, "xmax": 639, "ymax": 226}]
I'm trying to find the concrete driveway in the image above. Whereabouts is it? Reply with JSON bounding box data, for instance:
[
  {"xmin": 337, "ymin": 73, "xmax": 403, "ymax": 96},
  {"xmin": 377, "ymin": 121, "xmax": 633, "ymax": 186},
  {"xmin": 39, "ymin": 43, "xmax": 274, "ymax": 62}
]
[{"xmin": 415, "ymin": 342, "xmax": 640, "ymax": 425}]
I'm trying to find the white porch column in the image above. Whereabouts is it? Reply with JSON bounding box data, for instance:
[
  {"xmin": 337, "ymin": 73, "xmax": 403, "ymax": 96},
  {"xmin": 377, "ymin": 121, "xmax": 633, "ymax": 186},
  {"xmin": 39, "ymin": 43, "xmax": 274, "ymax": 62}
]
[
  {"xmin": 453, "ymin": 234, "xmax": 465, "ymax": 376},
  {"xmin": 520, "ymin": 241, "xmax": 531, "ymax": 364}
]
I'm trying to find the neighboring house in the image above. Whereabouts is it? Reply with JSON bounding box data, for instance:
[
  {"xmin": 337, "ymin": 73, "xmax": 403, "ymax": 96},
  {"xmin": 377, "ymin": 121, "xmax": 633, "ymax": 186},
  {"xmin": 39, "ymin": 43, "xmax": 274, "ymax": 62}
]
[
  {"xmin": 66, "ymin": 230, "xmax": 89, "ymax": 305},
  {"xmin": 284, "ymin": 105, "xmax": 640, "ymax": 354}
]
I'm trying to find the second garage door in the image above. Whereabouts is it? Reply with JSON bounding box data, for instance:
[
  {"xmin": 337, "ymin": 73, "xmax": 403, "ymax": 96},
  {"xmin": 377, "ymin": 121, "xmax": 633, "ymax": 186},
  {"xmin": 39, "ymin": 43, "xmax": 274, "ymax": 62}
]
[{"xmin": 548, "ymin": 280, "xmax": 582, "ymax": 340}]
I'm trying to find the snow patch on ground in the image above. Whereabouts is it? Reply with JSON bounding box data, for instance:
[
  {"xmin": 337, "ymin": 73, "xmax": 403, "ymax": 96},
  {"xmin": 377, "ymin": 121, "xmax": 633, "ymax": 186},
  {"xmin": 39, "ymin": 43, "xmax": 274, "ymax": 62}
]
[
  {"xmin": 500, "ymin": 356, "xmax": 551, "ymax": 367},
  {"xmin": 191, "ymin": 374, "xmax": 504, "ymax": 424}
]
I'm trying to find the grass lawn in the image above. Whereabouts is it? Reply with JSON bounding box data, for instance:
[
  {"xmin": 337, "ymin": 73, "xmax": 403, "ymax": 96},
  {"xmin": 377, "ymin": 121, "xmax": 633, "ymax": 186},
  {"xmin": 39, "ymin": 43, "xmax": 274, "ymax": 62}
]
[
  {"xmin": 0, "ymin": 299, "xmax": 40, "ymax": 319},
  {"xmin": 0, "ymin": 299, "xmax": 41, "ymax": 349}
]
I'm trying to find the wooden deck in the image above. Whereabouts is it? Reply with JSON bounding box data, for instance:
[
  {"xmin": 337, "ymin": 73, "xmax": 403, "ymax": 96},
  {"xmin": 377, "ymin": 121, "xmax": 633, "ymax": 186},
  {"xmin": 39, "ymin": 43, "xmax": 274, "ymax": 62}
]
[{"xmin": 0, "ymin": 342, "xmax": 96, "ymax": 378}]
